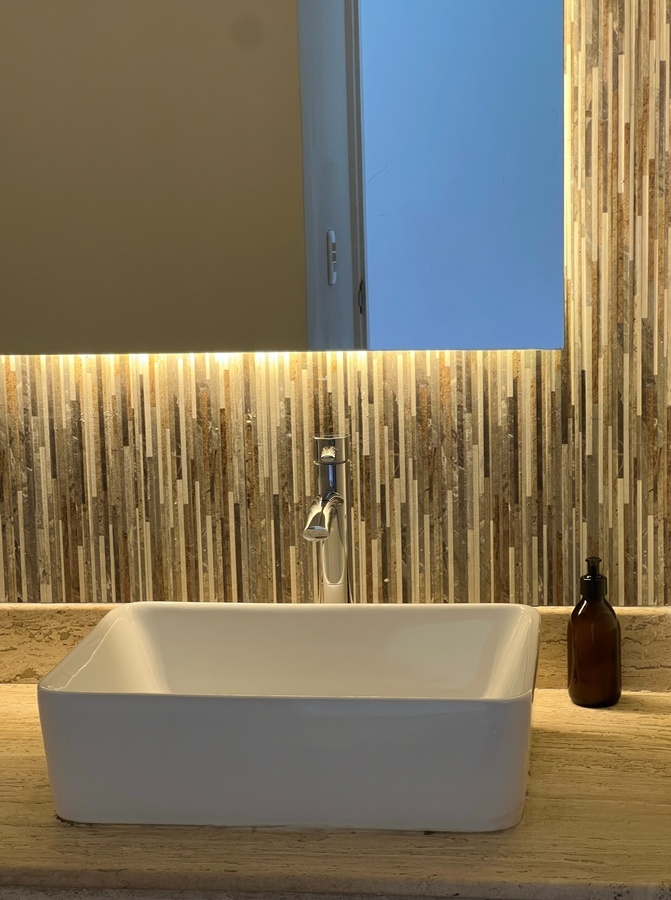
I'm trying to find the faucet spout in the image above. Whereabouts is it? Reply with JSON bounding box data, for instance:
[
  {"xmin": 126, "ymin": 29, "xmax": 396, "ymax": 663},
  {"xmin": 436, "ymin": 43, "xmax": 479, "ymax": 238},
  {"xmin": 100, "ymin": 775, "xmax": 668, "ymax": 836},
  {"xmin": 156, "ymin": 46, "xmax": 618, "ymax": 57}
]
[
  {"xmin": 303, "ymin": 436, "xmax": 352, "ymax": 604},
  {"xmin": 302, "ymin": 492, "xmax": 343, "ymax": 542}
]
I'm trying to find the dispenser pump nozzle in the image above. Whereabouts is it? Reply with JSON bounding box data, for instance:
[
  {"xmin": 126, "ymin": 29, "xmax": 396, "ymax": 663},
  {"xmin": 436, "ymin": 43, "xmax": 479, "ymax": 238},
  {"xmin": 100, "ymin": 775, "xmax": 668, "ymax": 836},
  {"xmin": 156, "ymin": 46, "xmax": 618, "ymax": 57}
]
[
  {"xmin": 586, "ymin": 556, "xmax": 601, "ymax": 577},
  {"xmin": 581, "ymin": 556, "xmax": 607, "ymax": 599}
]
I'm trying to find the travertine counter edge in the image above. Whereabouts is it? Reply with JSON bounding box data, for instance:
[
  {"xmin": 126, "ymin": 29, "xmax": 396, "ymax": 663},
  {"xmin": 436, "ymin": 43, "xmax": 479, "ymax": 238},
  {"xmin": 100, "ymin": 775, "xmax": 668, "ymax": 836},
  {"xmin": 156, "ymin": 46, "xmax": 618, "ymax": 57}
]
[
  {"xmin": 0, "ymin": 892, "xmax": 541, "ymax": 900},
  {"xmin": 1, "ymin": 603, "xmax": 671, "ymax": 690},
  {"xmin": 0, "ymin": 892, "xmax": 520, "ymax": 900}
]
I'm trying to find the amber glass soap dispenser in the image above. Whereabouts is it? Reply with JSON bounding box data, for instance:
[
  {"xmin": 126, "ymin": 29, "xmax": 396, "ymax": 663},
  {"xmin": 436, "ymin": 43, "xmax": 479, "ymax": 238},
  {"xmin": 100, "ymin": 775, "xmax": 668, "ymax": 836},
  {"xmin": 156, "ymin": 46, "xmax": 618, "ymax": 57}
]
[{"xmin": 567, "ymin": 557, "xmax": 621, "ymax": 708}]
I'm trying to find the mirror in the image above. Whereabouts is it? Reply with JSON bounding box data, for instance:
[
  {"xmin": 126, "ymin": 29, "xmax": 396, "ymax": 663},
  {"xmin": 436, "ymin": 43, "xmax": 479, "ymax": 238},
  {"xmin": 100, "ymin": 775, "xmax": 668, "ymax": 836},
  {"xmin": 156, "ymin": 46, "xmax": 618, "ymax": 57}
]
[{"xmin": 0, "ymin": 0, "xmax": 564, "ymax": 354}]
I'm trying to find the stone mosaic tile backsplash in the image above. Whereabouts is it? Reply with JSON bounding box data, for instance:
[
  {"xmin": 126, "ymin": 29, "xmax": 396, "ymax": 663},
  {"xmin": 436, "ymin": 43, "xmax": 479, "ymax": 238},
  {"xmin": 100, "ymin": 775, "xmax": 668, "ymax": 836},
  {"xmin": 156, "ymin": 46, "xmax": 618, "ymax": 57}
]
[
  {"xmin": 0, "ymin": 0, "xmax": 669, "ymax": 605},
  {"xmin": 0, "ymin": 351, "xmax": 565, "ymax": 604}
]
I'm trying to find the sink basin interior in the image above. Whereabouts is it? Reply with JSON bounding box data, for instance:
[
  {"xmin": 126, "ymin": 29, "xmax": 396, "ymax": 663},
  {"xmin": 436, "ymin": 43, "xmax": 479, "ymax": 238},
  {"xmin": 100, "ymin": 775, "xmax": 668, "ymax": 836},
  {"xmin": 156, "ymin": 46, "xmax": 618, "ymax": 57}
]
[{"xmin": 41, "ymin": 602, "xmax": 540, "ymax": 701}]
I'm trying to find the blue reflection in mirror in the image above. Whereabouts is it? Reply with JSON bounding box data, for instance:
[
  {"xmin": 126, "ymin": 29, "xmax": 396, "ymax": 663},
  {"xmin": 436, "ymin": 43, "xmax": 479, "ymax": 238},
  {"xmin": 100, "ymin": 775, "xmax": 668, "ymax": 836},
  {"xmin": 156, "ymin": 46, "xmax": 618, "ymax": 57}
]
[{"xmin": 360, "ymin": 0, "xmax": 563, "ymax": 350}]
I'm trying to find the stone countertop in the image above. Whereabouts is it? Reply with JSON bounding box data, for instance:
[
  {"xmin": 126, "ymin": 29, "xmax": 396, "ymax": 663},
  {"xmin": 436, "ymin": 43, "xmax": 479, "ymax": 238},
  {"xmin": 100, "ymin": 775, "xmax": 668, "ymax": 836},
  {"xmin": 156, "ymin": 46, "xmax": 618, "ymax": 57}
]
[
  {"xmin": 3, "ymin": 604, "xmax": 671, "ymax": 690},
  {"xmin": 1, "ymin": 686, "xmax": 670, "ymax": 900}
]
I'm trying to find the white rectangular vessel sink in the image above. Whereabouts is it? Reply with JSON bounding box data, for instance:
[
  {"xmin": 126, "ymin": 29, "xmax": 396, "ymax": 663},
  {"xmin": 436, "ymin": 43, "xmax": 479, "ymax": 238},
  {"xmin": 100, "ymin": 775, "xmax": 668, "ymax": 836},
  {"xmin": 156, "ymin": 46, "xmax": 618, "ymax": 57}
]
[{"xmin": 38, "ymin": 602, "xmax": 540, "ymax": 831}]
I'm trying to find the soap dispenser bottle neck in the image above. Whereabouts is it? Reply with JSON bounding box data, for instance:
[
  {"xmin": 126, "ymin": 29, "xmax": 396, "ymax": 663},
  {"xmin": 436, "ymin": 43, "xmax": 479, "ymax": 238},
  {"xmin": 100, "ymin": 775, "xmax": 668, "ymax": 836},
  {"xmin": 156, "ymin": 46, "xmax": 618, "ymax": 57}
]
[{"xmin": 580, "ymin": 556, "xmax": 608, "ymax": 602}]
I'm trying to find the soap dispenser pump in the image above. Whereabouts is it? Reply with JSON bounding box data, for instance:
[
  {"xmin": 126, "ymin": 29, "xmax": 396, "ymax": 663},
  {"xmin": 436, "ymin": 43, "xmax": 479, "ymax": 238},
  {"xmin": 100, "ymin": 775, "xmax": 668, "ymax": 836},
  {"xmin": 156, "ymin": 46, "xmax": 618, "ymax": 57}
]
[{"xmin": 567, "ymin": 557, "xmax": 621, "ymax": 708}]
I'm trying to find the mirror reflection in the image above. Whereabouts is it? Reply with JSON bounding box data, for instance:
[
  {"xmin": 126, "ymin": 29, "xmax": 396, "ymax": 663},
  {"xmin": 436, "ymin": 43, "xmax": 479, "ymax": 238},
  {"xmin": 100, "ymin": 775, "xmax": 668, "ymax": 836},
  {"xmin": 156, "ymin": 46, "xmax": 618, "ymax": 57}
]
[{"xmin": 0, "ymin": 0, "xmax": 564, "ymax": 354}]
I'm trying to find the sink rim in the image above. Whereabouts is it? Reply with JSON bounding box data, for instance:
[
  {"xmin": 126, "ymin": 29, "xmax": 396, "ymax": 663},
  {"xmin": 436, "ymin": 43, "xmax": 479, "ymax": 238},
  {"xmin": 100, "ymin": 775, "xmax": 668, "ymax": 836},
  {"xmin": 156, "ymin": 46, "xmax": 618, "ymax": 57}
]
[{"xmin": 38, "ymin": 601, "xmax": 541, "ymax": 703}]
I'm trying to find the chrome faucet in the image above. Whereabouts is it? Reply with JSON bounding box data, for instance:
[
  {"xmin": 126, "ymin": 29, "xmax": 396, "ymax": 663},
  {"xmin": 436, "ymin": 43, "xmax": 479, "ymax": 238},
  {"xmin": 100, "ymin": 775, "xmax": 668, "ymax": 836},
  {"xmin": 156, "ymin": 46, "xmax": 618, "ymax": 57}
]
[{"xmin": 302, "ymin": 435, "xmax": 352, "ymax": 604}]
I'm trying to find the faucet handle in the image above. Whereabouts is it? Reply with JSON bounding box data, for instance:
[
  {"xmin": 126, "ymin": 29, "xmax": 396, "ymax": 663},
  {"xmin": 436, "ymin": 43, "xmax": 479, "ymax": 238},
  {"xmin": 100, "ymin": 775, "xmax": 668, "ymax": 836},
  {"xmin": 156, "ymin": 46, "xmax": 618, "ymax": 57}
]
[{"xmin": 314, "ymin": 435, "xmax": 349, "ymax": 464}]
